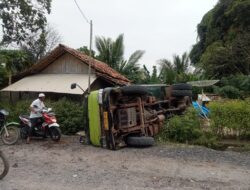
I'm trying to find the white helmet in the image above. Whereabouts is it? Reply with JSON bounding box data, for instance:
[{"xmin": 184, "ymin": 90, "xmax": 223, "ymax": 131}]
[{"xmin": 38, "ymin": 93, "xmax": 45, "ymax": 98}]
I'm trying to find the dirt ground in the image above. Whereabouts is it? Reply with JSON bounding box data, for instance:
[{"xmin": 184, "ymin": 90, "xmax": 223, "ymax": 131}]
[{"xmin": 0, "ymin": 136, "xmax": 250, "ymax": 190}]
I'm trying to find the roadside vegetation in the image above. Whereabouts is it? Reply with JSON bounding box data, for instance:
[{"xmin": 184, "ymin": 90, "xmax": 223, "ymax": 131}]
[{"xmin": 157, "ymin": 99, "xmax": 250, "ymax": 150}]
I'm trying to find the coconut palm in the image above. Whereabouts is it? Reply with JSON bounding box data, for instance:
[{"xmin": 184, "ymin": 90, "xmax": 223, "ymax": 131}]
[
  {"xmin": 158, "ymin": 52, "xmax": 191, "ymax": 84},
  {"xmin": 95, "ymin": 34, "xmax": 144, "ymax": 82},
  {"xmin": 158, "ymin": 59, "xmax": 176, "ymax": 84},
  {"xmin": 173, "ymin": 52, "xmax": 189, "ymax": 74}
]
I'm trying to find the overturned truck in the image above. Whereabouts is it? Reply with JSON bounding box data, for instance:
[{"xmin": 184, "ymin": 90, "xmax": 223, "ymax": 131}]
[{"xmin": 84, "ymin": 84, "xmax": 192, "ymax": 150}]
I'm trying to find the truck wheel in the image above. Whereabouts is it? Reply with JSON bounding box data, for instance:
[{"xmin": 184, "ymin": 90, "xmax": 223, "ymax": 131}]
[
  {"xmin": 121, "ymin": 86, "xmax": 148, "ymax": 96},
  {"xmin": 172, "ymin": 90, "xmax": 192, "ymax": 97},
  {"xmin": 172, "ymin": 83, "xmax": 192, "ymax": 90},
  {"xmin": 126, "ymin": 136, "xmax": 154, "ymax": 147}
]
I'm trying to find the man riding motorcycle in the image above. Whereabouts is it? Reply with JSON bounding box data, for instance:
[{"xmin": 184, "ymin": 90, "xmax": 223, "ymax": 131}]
[{"xmin": 27, "ymin": 93, "xmax": 46, "ymax": 144}]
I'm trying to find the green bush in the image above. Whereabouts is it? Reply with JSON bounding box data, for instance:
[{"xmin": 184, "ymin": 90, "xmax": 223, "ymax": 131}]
[
  {"xmin": 214, "ymin": 75, "xmax": 250, "ymax": 99},
  {"xmin": 0, "ymin": 98, "xmax": 85, "ymax": 135},
  {"xmin": 216, "ymin": 85, "xmax": 242, "ymax": 99},
  {"xmin": 157, "ymin": 107, "xmax": 216, "ymax": 145},
  {"xmin": 210, "ymin": 100, "xmax": 250, "ymax": 139},
  {"xmin": 49, "ymin": 98, "xmax": 85, "ymax": 135},
  {"xmin": 157, "ymin": 99, "xmax": 250, "ymax": 147},
  {"xmin": 0, "ymin": 100, "xmax": 30, "ymax": 121}
]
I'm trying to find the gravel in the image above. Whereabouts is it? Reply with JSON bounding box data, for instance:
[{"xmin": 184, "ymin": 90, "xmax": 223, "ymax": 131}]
[
  {"xmin": 128, "ymin": 145, "xmax": 250, "ymax": 169},
  {"xmin": 0, "ymin": 136, "xmax": 249, "ymax": 190}
]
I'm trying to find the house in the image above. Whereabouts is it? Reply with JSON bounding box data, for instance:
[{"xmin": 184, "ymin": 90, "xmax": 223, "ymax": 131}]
[{"xmin": 1, "ymin": 44, "xmax": 130, "ymax": 99}]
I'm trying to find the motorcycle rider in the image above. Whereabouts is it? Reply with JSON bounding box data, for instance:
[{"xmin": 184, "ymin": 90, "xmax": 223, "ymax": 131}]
[{"xmin": 27, "ymin": 93, "xmax": 46, "ymax": 144}]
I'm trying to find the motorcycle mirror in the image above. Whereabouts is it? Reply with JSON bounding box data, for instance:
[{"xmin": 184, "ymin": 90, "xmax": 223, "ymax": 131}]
[{"xmin": 71, "ymin": 83, "xmax": 77, "ymax": 89}]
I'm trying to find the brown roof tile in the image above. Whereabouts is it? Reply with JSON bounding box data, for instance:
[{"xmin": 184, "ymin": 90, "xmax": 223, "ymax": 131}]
[{"xmin": 14, "ymin": 44, "xmax": 130, "ymax": 85}]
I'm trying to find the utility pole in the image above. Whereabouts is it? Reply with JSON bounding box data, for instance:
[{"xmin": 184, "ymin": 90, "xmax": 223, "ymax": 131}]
[
  {"xmin": 88, "ymin": 20, "xmax": 93, "ymax": 94},
  {"xmin": 73, "ymin": 0, "xmax": 93, "ymax": 94}
]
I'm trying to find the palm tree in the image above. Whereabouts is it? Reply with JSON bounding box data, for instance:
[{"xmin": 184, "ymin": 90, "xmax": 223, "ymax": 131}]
[
  {"xmin": 158, "ymin": 52, "xmax": 191, "ymax": 84},
  {"xmin": 141, "ymin": 65, "xmax": 161, "ymax": 84},
  {"xmin": 173, "ymin": 52, "xmax": 189, "ymax": 74},
  {"xmin": 158, "ymin": 59, "xmax": 176, "ymax": 84},
  {"xmin": 95, "ymin": 34, "xmax": 145, "ymax": 82}
]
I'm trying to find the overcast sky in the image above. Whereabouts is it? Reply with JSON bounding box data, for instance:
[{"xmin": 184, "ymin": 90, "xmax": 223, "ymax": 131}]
[{"xmin": 48, "ymin": 0, "xmax": 217, "ymax": 70}]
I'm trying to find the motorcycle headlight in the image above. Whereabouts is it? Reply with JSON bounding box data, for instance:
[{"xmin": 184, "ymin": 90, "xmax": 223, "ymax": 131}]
[{"xmin": 51, "ymin": 118, "xmax": 57, "ymax": 123}]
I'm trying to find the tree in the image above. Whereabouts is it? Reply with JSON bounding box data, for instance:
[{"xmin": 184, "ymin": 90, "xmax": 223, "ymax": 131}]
[
  {"xmin": 158, "ymin": 52, "xmax": 192, "ymax": 84},
  {"xmin": 172, "ymin": 53, "xmax": 189, "ymax": 74},
  {"xmin": 20, "ymin": 25, "xmax": 62, "ymax": 63},
  {"xmin": 158, "ymin": 59, "xmax": 176, "ymax": 84},
  {"xmin": 0, "ymin": 49, "xmax": 31, "ymax": 85},
  {"xmin": 95, "ymin": 34, "xmax": 145, "ymax": 82},
  {"xmin": 78, "ymin": 46, "xmax": 96, "ymax": 58},
  {"xmin": 190, "ymin": 0, "xmax": 250, "ymax": 78},
  {"xmin": 0, "ymin": 0, "xmax": 52, "ymax": 45},
  {"xmin": 141, "ymin": 65, "xmax": 161, "ymax": 84}
]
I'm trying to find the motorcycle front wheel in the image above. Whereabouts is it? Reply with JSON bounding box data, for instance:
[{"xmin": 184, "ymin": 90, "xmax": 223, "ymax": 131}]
[
  {"xmin": 49, "ymin": 127, "xmax": 61, "ymax": 142},
  {"xmin": 0, "ymin": 150, "xmax": 9, "ymax": 180},
  {"xmin": 1, "ymin": 126, "xmax": 19, "ymax": 145}
]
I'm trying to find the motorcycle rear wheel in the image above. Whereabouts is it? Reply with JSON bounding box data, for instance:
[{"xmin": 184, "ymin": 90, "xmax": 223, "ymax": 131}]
[
  {"xmin": 0, "ymin": 150, "xmax": 9, "ymax": 180},
  {"xmin": 1, "ymin": 126, "xmax": 19, "ymax": 145},
  {"xmin": 20, "ymin": 127, "xmax": 28, "ymax": 139}
]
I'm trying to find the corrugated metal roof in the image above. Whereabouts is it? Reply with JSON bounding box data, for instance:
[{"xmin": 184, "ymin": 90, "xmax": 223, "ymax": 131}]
[
  {"xmin": 2, "ymin": 74, "xmax": 96, "ymax": 95},
  {"xmin": 14, "ymin": 44, "xmax": 130, "ymax": 86}
]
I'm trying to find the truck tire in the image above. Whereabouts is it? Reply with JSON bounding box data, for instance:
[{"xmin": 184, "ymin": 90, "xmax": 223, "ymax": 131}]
[
  {"xmin": 172, "ymin": 90, "xmax": 192, "ymax": 97},
  {"xmin": 172, "ymin": 83, "xmax": 192, "ymax": 90},
  {"xmin": 121, "ymin": 86, "xmax": 148, "ymax": 96},
  {"xmin": 126, "ymin": 136, "xmax": 154, "ymax": 147}
]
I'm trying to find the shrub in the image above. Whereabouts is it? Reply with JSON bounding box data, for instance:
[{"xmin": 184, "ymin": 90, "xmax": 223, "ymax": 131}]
[
  {"xmin": 49, "ymin": 98, "xmax": 85, "ymax": 135},
  {"xmin": 0, "ymin": 100, "xmax": 30, "ymax": 121},
  {"xmin": 157, "ymin": 107, "xmax": 216, "ymax": 145},
  {"xmin": 214, "ymin": 75, "xmax": 250, "ymax": 99},
  {"xmin": 209, "ymin": 100, "xmax": 250, "ymax": 139},
  {"xmin": 216, "ymin": 85, "xmax": 242, "ymax": 99}
]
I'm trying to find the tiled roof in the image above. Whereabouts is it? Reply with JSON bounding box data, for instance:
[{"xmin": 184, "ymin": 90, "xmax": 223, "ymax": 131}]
[{"xmin": 14, "ymin": 44, "xmax": 130, "ymax": 85}]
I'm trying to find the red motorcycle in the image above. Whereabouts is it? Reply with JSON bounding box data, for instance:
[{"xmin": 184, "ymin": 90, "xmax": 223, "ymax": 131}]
[{"xmin": 19, "ymin": 108, "xmax": 61, "ymax": 142}]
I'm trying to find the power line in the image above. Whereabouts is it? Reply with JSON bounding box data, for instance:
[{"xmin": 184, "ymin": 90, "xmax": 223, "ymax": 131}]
[
  {"xmin": 73, "ymin": 0, "xmax": 90, "ymax": 24},
  {"xmin": 73, "ymin": 0, "xmax": 93, "ymax": 94}
]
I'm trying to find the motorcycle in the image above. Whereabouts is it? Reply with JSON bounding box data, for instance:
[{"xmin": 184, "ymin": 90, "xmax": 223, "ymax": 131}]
[
  {"xmin": 19, "ymin": 108, "xmax": 61, "ymax": 142},
  {"xmin": 0, "ymin": 109, "xmax": 19, "ymax": 145},
  {"xmin": 0, "ymin": 150, "xmax": 9, "ymax": 179}
]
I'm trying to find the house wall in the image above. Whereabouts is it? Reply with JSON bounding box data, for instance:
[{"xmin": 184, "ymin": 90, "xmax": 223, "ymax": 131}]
[
  {"xmin": 0, "ymin": 91, "xmax": 83, "ymax": 104},
  {"xmin": 42, "ymin": 53, "xmax": 91, "ymax": 74}
]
